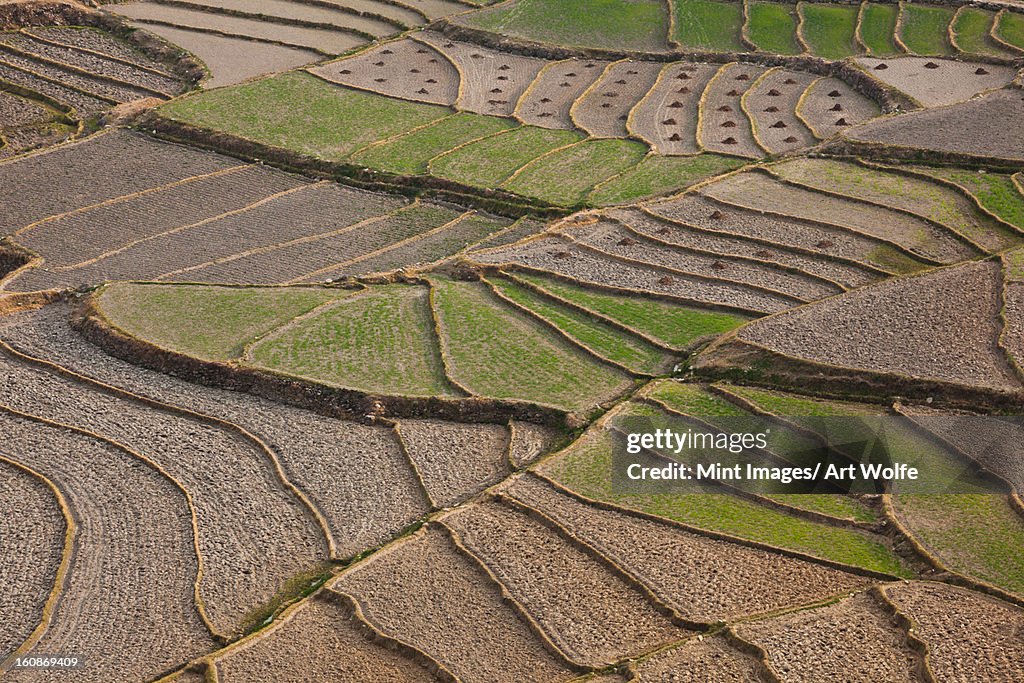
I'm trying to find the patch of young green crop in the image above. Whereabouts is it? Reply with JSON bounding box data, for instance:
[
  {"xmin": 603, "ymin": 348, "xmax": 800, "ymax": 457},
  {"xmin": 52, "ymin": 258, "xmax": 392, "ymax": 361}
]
[
  {"xmin": 672, "ymin": 0, "xmax": 745, "ymax": 50},
  {"xmin": 429, "ymin": 277, "xmax": 630, "ymax": 410},
  {"xmin": 648, "ymin": 381, "xmax": 747, "ymax": 416},
  {"xmin": 512, "ymin": 271, "xmax": 749, "ymax": 349},
  {"xmin": 899, "ymin": 4, "xmax": 955, "ymax": 55},
  {"xmin": 349, "ymin": 113, "xmax": 517, "ymax": 175},
  {"xmin": 97, "ymin": 283, "xmax": 345, "ymax": 362},
  {"xmin": 909, "ymin": 167, "xmax": 1024, "ymax": 231},
  {"xmin": 589, "ymin": 154, "xmax": 745, "ymax": 206},
  {"xmin": 747, "ymin": 2, "xmax": 803, "ymax": 54},
  {"xmin": 461, "ymin": 0, "xmax": 672, "ymax": 52},
  {"xmin": 430, "ymin": 127, "xmax": 584, "ymax": 189},
  {"xmin": 502, "ymin": 139, "xmax": 649, "ymax": 207},
  {"xmin": 865, "ymin": 244, "xmax": 928, "ymax": 275},
  {"xmin": 159, "ymin": 73, "xmax": 449, "ymax": 161},
  {"xmin": 249, "ymin": 284, "xmax": 456, "ymax": 397},
  {"xmin": 726, "ymin": 385, "xmax": 882, "ymax": 417},
  {"xmin": 995, "ymin": 9, "xmax": 1024, "ymax": 50},
  {"xmin": 951, "ymin": 8, "xmax": 1007, "ymax": 55},
  {"xmin": 858, "ymin": 3, "xmax": 900, "ymax": 55},
  {"xmin": 489, "ymin": 277, "xmax": 671, "ymax": 375},
  {"xmin": 544, "ymin": 429, "xmax": 909, "ymax": 575},
  {"xmin": 800, "ymin": 3, "xmax": 860, "ymax": 59},
  {"xmin": 1004, "ymin": 248, "xmax": 1024, "ymax": 280},
  {"xmin": 771, "ymin": 494, "xmax": 880, "ymax": 521}
]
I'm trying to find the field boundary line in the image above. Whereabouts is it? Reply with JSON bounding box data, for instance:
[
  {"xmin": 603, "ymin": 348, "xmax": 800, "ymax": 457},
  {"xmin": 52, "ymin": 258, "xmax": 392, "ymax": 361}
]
[
  {"xmin": 740, "ymin": 0, "xmax": 758, "ymax": 51},
  {"xmin": 793, "ymin": 76, "xmax": 827, "ymax": 138},
  {"xmin": 423, "ymin": 277, "xmax": 478, "ymax": 398},
  {"xmin": 391, "ymin": 421, "xmax": 440, "ymax": 509},
  {"xmin": 0, "ymin": 451, "xmax": 78, "ymax": 673},
  {"xmin": 499, "ymin": 137, "xmax": 587, "ymax": 188},
  {"xmin": 239, "ymin": 291, "xmax": 359, "ymax": 364},
  {"xmin": 853, "ymin": 1, "xmax": 869, "ymax": 53},
  {"xmin": 624, "ymin": 63, "xmax": 672, "ymax": 150},
  {"xmin": 991, "ymin": 9, "xmax": 1024, "ymax": 54},
  {"xmin": 511, "ymin": 58, "xmax": 555, "ymax": 126},
  {"xmin": 738, "ymin": 66, "xmax": 776, "ymax": 155},
  {"xmin": 795, "ymin": 1, "xmax": 813, "ymax": 53},
  {"xmin": 948, "ymin": 6, "xmax": 967, "ymax": 55},
  {"xmin": 123, "ymin": 17, "xmax": 334, "ymax": 55},
  {"xmin": 20, "ymin": 27, "xmax": 179, "ymax": 80},
  {"xmin": 721, "ymin": 625, "xmax": 785, "ymax": 683},
  {"xmin": 694, "ymin": 61, "xmax": 733, "ymax": 152},
  {"xmin": 424, "ymin": 125, "xmax": 523, "ymax": 180},
  {"xmin": 893, "ymin": 1, "xmax": 911, "ymax": 54},
  {"xmin": 304, "ymin": 66, "xmax": 458, "ymax": 111},
  {"xmin": 869, "ymin": 584, "xmax": 939, "ymax": 683},
  {"xmin": 0, "ymin": 54, "xmax": 120, "ymax": 105},
  {"xmin": 1012, "ymin": 171, "xmax": 1024, "ymax": 197},
  {"xmin": 567, "ymin": 59, "xmax": 622, "ymax": 136},
  {"xmin": 410, "ymin": 33, "xmax": 466, "ymax": 111},
  {"xmin": 347, "ymin": 112, "xmax": 460, "ymax": 162}
]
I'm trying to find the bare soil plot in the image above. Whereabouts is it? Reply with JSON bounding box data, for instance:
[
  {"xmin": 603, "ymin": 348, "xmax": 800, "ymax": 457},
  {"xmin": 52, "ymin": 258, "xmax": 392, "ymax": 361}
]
[
  {"xmin": 413, "ymin": 31, "xmax": 547, "ymax": 117},
  {"xmin": 734, "ymin": 260, "xmax": 1024, "ymax": 392},
  {"xmin": 844, "ymin": 88, "xmax": 1024, "ymax": 164},
  {"xmin": 181, "ymin": 0, "xmax": 401, "ymax": 37},
  {"xmin": 332, "ymin": 525, "xmax": 577, "ymax": 683},
  {"xmin": 248, "ymin": 284, "xmax": 457, "ymax": 397},
  {"xmin": 884, "ymin": 581, "xmax": 1024, "ymax": 682},
  {"xmin": 0, "ymin": 302, "xmax": 431, "ymax": 562},
  {"xmin": 396, "ymin": 0, "xmax": 470, "ymax": 20},
  {"xmin": 854, "ymin": 57, "xmax": 1015, "ymax": 107},
  {"xmin": 796, "ymin": 76, "xmax": 880, "ymax": 139},
  {"xmin": 0, "ymin": 89, "xmax": 50, "ymax": 127},
  {"xmin": 0, "ymin": 130, "xmax": 240, "ymax": 234},
  {"xmin": 508, "ymin": 419, "xmax": 560, "ymax": 468},
  {"xmin": 633, "ymin": 635, "xmax": 761, "ymax": 681},
  {"xmin": 215, "ymin": 594, "xmax": 439, "ymax": 682},
  {"xmin": 0, "ymin": 458, "xmax": 65, "ymax": 662},
  {"xmin": 697, "ymin": 62, "xmax": 767, "ymax": 158},
  {"xmin": 570, "ymin": 60, "xmax": 662, "ymax": 138},
  {"xmin": 609, "ymin": 206, "xmax": 879, "ymax": 290},
  {"xmin": 1004, "ymin": 279, "xmax": 1024, "ymax": 373},
  {"xmin": 588, "ymin": 153, "xmax": 745, "ymax": 206},
  {"xmin": 737, "ymin": 592, "xmax": 918, "ymax": 682},
  {"xmin": 743, "ymin": 67, "xmax": 816, "ymax": 154},
  {"xmin": 772, "ymin": 158, "xmax": 1020, "ymax": 253},
  {"xmin": 0, "ymin": 352, "xmax": 329, "ymax": 636},
  {"xmin": 648, "ymin": 192, "xmax": 926, "ymax": 274},
  {"xmin": 501, "ymin": 475, "xmax": 871, "ymax": 622},
  {"xmin": 0, "ymin": 412, "xmax": 215, "ymax": 682},
  {"xmin": 26, "ymin": 26, "xmax": 176, "ymax": 71},
  {"xmin": 515, "ymin": 58, "xmax": 608, "ymax": 129},
  {"xmin": 107, "ymin": 2, "xmax": 363, "ymax": 54},
  {"xmin": 702, "ymin": 171, "xmax": 977, "ymax": 264},
  {"xmin": 628, "ymin": 62, "xmax": 718, "ymax": 155},
  {"xmin": 442, "ymin": 502, "xmax": 683, "ymax": 667},
  {"xmin": 396, "ymin": 419, "xmax": 510, "ymax": 507},
  {"xmin": 0, "ymin": 123, "xmax": 74, "ymax": 160},
  {"xmin": 311, "ymin": 39, "xmax": 459, "ymax": 106},
  {"xmin": 473, "ymin": 237, "xmax": 796, "ymax": 314},
  {"xmin": 0, "ymin": 59, "xmax": 111, "ymax": 117}
]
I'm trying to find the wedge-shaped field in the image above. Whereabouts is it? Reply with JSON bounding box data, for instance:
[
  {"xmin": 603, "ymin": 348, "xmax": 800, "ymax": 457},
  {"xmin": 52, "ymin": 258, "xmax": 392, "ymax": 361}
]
[
  {"xmin": 672, "ymin": 0, "xmax": 745, "ymax": 50},
  {"xmin": 332, "ymin": 525, "xmax": 577, "ymax": 683},
  {"xmin": 515, "ymin": 58, "xmax": 609, "ymax": 129},
  {"xmin": 796, "ymin": 77, "xmax": 880, "ymax": 139},
  {"xmin": 443, "ymin": 502, "xmax": 685, "ymax": 667},
  {"xmin": 995, "ymin": 9, "xmax": 1024, "ymax": 50},
  {"xmin": 429, "ymin": 277, "xmax": 633, "ymax": 410},
  {"xmin": 0, "ymin": 55, "xmax": 109, "ymax": 118},
  {"xmin": 884, "ymin": 581, "xmax": 1024, "ymax": 682},
  {"xmin": 697, "ymin": 62, "xmax": 766, "ymax": 158},
  {"xmin": 746, "ymin": 1, "xmax": 802, "ymax": 54},
  {"xmin": 248, "ymin": 284, "xmax": 457, "ymax": 398},
  {"xmin": 396, "ymin": 419, "xmax": 510, "ymax": 508},
  {"xmin": 589, "ymin": 154, "xmax": 744, "ymax": 205},
  {"xmin": 508, "ymin": 419, "xmax": 560, "ymax": 468},
  {"xmin": 701, "ymin": 171, "xmax": 978, "ymax": 264},
  {"xmin": 628, "ymin": 62, "xmax": 719, "ymax": 155},
  {"xmin": 906, "ymin": 165, "xmax": 1024, "ymax": 231},
  {"xmin": 843, "ymin": 88, "xmax": 1024, "ymax": 164},
  {"xmin": 737, "ymin": 592, "xmax": 918, "ymax": 681},
  {"xmin": 742, "ymin": 67, "xmax": 817, "ymax": 154},
  {"xmin": 571, "ymin": 60, "xmax": 662, "ymax": 139},
  {"xmin": 857, "ymin": 2, "xmax": 900, "ymax": 56},
  {"xmin": 165, "ymin": 0, "xmax": 404, "ymax": 37},
  {"xmin": 898, "ymin": 3, "xmax": 954, "ymax": 55},
  {"xmin": 633, "ymin": 635, "xmax": 761, "ymax": 681},
  {"xmin": 951, "ymin": 7, "xmax": 1017, "ymax": 57},
  {"xmin": 799, "ymin": 2, "xmax": 860, "ymax": 59},
  {"xmin": 854, "ymin": 57, "xmax": 1016, "ymax": 107},
  {"xmin": 311, "ymin": 39, "xmax": 459, "ymax": 106},
  {"xmin": 0, "ymin": 412, "xmax": 216, "ymax": 682}
]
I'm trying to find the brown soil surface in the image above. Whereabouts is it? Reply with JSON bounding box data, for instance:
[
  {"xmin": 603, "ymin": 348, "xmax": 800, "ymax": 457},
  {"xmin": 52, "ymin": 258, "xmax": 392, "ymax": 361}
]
[
  {"xmin": 311, "ymin": 38, "xmax": 458, "ymax": 106},
  {"xmin": 796, "ymin": 77, "xmax": 879, "ymax": 139},
  {"xmin": 855, "ymin": 57, "xmax": 1016, "ymax": 107},
  {"xmin": 508, "ymin": 419, "xmax": 560, "ymax": 468},
  {"xmin": 629, "ymin": 62, "xmax": 718, "ymax": 155},
  {"xmin": 743, "ymin": 68, "xmax": 816, "ymax": 155},
  {"xmin": 444, "ymin": 501, "xmax": 684, "ymax": 667},
  {"xmin": 503, "ymin": 475, "xmax": 871, "ymax": 622},
  {"xmin": 570, "ymin": 59, "xmax": 662, "ymax": 138},
  {"xmin": 515, "ymin": 57, "xmax": 608, "ymax": 129},
  {"xmin": 845, "ymin": 88, "xmax": 1024, "ymax": 164},
  {"xmin": 738, "ymin": 260, "xmax": 1023, "ymax": 391},
  {"xmin": 186, "ymin": 0, "xmax": 400, "ymax": 37},
  {"xmin": 1004, "ymin": 279, "xmax": 1024, "ymax": 372},
  {"xmin": 702, "ymin": 171, "xmax": 977, "ymax": 264},
  {"xmin": 610, "ymin": 207, "xmax": 879, "ymax": 290},
  {"xmin": 697, "ymin": 62, "xmax": 766, "ymax": 158},
  {"xmin": 0, "ymin": 88, "xmax": 50, "ymax": 126},
  {"xmin": 397, "ymin": 419, "xmax": 510, "ymax": 508},
  {"xmin": 0, "ymin": 43, "xmax": 154, "ymax": 102},
  {"xmin": 737, "ymin": 592, "xmax": 918, "ymax": 682},
  {"xmin": 27, "ymin": 25, "xmax": 175, "ymax": 71},
  {"xmin": 333, "ymin": 525, "xmax": 577, "ymax": 683},
  {"xmin": 885, "ymin": 581, "xmax": 1024, "ymax": 682},
  {"xmin": 396, "ymin": 0, "xmax": 468, "ymax": 20},
  {"xmin": 633, "ymin": 634, "xmax": 762, "ymax": 682},
  {"xmin": 0, "ymin": 58, "xmax": 110, "ymax": 115},
  {"xmin": 0, "ymin": 411, "xmax": 216, "ymax": 682},
  {"xmin": 0, "ymin": 458, "xmax": 65, "ymax": 661},
  {"xmin": 0, "ymin": 123, "xmax": 72, "ymax": 159},
  {"xmin": 415, "ymin": 31, "xmax": 546, "ymax": 117},
  {"xmin": 319, "ymin": 0, "xmax": 426, "ymax": 26}
]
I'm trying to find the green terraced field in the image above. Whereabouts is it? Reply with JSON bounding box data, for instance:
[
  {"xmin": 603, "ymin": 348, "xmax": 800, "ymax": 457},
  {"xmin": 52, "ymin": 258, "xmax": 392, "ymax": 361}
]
[
  {"xmin": 589, "ymin": 154, "xmax": 746, "ymax": 206},
  {"xmin": 96, "ymin": 283, "xmax": 346, "ymax": 362},
  {"xmin": 429, "ymin": 276, "xmax": 632, "ymax": 410},
  {"xmin": 746, "ymin": 2, "xmax": 803, "ymax": 54},
  {"xmin": 502, "ymin": 139, "xmax": 649, "ymax": 207},
  {"xmin": 899, "ymin": 4, "xmax": 955, "ymax": 55},
  {"xmin": 671, "ymin": 0, "xmax": 746, "ymax": 50},
  {"xmin": 908, "ymin": 166, "xmax": 1024, "ymax": 231},
  {"xmin": 857, "ymin": 3, "xmax": 900, "ymax": 55},
  {"xmin": 951, "ymin": 8, "xmax": 1008, "ymax": 56},
  {"xmin": 510, "ymin": 271, "xmax": 750, "ymax": 349},
  {"xmin": 800, "ymin": 3, "xmax": 859, "ymax": 59},
  {"xmin": 995, "ymin": 9, "xmax": 1024, "ymax": 50},
  {"xmin": 488, "ymin": 276, "xmax": 673, "ymax": 375}
]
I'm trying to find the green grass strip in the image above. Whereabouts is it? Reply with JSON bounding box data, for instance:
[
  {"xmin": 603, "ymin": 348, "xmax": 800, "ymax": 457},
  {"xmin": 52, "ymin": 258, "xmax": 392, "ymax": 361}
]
[
  {"xmin": 430, "ymin": 127, "xmax": 584, "ymax": 189},
  {"xmin": 159, "ymin": 73, "xmax": 449, "ymax": 161},
  {"xmin": 909, "ymin": 166, "xmax": 1024, "ymax": 231},
  {"xmin": 899, "ymin": 4, "xmax": 955, "ymax": 55},
  {"xmin": 512, "ymin": 271, "xmax": 749, "ymax": 349},
  {"xmin": 801, "ymin": 3, "xmax": 860, "ymax": 59},
  {"xmin": 747, "ymin": 2, "xmax": 803, "ymax": 54},
  {"xmin": 995, "ymin": 10, "xmax": 1024, "ymax": 50},
  {"xmin": 589, "ymin": 153, "xmax": 745, "ymax": 206},
  {"xmin": 951, "ymin": 8, "xmax": 1007, "ymax": 56},
  {"xmin": 349, "ymin": 113, "xmax": 517, "ymax": 175},
  {"xmin": 858, "ymin": 3, "xmax": 900, "ymax": 56},
  {"xmin": 96, "ymin": 283, "xmax": 346, "ymax": 362},
  {"xmin": 672, "ymin": 0, "xmax": 746, "ymax": 50}
]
